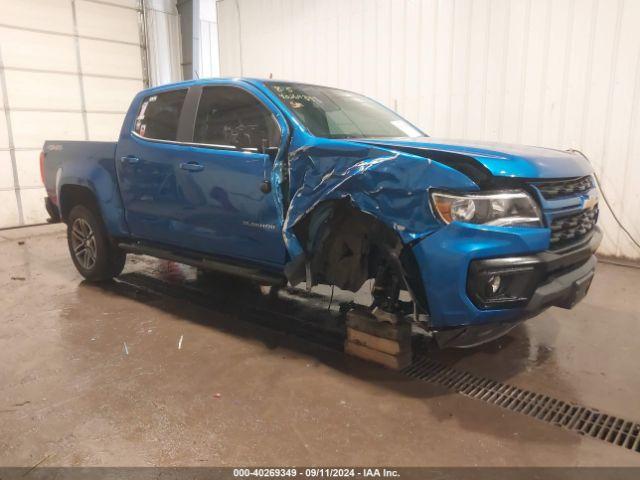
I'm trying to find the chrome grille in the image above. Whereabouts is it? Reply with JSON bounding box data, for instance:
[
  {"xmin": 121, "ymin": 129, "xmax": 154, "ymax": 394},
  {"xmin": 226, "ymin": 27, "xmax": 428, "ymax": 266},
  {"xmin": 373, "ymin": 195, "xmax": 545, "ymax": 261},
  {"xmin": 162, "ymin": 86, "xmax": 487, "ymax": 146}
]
[
  {"xmin": 550, "ymin": 206, "xmax": 598, "ymax": 249},
  {"xmin": 534, "ymin": 176, "xmax": 595, "ymax": 199}
]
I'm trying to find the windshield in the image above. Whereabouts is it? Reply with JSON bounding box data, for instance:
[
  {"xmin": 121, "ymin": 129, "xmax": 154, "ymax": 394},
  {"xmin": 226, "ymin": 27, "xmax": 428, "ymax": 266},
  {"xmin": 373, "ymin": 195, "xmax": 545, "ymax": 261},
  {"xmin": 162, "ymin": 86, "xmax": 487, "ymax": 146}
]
[{"xmin": 266, "ymin": 82, "xmax": 424, "ymax": 139}]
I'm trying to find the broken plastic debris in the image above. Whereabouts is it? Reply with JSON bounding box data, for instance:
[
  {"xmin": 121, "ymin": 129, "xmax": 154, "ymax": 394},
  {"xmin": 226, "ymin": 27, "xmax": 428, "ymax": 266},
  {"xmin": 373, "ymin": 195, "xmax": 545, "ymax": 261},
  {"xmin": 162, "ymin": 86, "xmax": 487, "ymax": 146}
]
[{"xmin": 178, "ymin": 335, "xmax": 184, "ymax": 350}]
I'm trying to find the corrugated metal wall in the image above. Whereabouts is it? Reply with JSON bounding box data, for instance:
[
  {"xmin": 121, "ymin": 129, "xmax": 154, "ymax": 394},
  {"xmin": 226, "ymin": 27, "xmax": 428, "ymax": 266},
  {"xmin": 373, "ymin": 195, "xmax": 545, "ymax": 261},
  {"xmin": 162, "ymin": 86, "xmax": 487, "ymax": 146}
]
[{"xmin": 217, "ymin": 0, "xmax": 640, "ymax": 261}]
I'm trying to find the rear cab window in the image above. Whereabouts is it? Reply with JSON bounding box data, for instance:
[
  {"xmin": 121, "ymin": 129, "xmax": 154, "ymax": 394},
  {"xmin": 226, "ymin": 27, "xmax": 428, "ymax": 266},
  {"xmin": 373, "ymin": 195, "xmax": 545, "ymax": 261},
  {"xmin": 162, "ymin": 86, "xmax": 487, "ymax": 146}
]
[{"xmin": 134, "ymin": 89, "xmax": 188, "ymax": 141}]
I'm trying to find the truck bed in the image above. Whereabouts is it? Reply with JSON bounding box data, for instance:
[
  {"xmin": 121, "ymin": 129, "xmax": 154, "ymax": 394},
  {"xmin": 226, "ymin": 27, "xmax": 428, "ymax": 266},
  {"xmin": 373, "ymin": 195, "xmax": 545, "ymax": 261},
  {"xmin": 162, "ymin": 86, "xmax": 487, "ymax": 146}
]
[{"xmin": 42, "ymin": 140, "xmax": 118, "ymax": 205}]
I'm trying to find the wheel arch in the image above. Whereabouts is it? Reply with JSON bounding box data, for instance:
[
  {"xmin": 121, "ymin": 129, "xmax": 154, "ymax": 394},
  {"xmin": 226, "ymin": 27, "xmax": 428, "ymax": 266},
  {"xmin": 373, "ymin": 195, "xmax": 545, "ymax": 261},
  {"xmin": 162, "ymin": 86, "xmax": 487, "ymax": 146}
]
[
  {"xmin": 291, "ymin": 199, "xmax": 430, "ymax": 313},
  {"xmin": 59, "ymin": 184, "xmax": 103, "ymax": 224}
]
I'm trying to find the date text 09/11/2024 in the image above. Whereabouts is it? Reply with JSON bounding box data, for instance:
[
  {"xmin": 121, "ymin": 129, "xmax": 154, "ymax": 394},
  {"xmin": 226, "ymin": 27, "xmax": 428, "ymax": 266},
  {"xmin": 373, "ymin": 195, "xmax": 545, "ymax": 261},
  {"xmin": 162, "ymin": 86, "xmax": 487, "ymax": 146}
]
[{"xmin": 232, "ymin": 468, "xmax": 401, "ymax": 477}]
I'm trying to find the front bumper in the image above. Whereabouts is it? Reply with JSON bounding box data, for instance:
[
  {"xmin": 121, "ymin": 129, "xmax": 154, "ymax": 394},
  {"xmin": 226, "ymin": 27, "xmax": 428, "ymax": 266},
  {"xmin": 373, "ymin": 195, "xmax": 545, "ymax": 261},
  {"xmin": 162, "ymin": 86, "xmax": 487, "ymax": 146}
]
[
  {"xmin": 411, "ymin": 223, "xmax": 601, "ymax": 329},
  {"xmin": 523, "ymin": 246, "xmax": 597, "ymax": 313}
]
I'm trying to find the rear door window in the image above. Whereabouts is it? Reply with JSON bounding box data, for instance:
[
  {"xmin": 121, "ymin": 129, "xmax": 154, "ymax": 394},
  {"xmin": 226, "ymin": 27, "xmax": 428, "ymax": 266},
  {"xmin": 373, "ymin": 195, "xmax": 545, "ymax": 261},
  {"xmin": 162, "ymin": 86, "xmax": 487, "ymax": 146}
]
[
  {"xmin": 193, "ymin": 86, "xmax": 280, "ymax": 150},
  {"xmin": 134, "ymin": 89, "xmax": 188, "ymax": 141}
]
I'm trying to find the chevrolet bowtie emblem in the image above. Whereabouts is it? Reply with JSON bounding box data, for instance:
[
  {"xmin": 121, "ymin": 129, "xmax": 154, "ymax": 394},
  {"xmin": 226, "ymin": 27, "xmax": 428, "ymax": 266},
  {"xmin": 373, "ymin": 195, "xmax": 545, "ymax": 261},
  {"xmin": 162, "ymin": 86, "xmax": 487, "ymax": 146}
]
[{"xmin": 584, "ymin": 190, "xmax": 599, "ymax": 210}]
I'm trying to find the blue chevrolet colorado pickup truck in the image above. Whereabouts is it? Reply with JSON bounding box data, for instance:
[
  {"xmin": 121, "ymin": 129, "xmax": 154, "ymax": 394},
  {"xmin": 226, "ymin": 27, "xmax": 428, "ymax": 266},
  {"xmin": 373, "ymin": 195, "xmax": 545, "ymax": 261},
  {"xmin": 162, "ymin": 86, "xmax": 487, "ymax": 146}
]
[{"xmin": 41, "ymin": 78, "xmax": 601, "ymax": 347}]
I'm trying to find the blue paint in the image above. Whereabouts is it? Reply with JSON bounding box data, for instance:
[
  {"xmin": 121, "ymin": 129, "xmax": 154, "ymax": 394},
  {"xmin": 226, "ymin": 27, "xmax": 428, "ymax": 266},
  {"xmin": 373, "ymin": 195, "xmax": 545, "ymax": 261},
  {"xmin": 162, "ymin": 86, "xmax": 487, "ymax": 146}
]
[
  {"xmin": 114, "ymin": 80, "xmax": 290, "ymax": 267},
  {"xmin": 359, "ymin": 137, "xmax": 593, "ymax": 179},
  {"xmin": 281, "ymin": 135, "xmax": 478, "ymax": 257},
  {"xmin": 45, "ymin": 141, "xmax": 129, "ymax": 237},
  {"xmin": 412, "ymin": 222, "xmax": 550, "ymax": 327},
  {"xmin": 42, "ymin": 77, "xmax": 599, "ymax": 330}
]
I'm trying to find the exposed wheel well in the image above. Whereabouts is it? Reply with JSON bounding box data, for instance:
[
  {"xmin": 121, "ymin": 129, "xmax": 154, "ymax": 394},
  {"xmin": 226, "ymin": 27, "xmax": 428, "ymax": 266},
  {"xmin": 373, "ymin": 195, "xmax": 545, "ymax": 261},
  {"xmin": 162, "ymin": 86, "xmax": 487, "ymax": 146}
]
[
  {"xmin": 59, "ymin": 185, "xmax": 101, "ymax": 223},
  {"xmin": 293, "ymin": 199, "xmax": 429, "ymax": 314}
]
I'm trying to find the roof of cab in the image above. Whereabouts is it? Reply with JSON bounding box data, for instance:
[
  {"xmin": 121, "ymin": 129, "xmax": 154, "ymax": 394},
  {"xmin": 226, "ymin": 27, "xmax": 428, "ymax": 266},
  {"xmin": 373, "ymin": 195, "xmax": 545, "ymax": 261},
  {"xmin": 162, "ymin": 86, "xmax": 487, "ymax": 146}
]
[
  {"xmin": 139, "ymin": 77, "xmax": 272, "ymax": 95},
  {"xmin": 137, "ymin": 77, "xmax": 343, "ymax": 95}
]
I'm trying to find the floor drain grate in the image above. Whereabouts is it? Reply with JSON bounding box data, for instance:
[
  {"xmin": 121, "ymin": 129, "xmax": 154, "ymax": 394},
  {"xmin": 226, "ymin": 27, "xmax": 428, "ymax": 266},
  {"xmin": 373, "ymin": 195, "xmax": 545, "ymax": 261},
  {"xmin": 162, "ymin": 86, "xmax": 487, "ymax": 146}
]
[{"xmin": 403, "ymin": 357, "xmax": 640, "ymax": 454}]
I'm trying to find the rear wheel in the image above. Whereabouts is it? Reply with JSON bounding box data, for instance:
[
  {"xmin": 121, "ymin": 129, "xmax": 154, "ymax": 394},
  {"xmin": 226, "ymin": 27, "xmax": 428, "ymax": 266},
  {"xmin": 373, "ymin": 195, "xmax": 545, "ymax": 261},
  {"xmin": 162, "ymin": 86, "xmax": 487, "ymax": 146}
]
[{"xmin": 67, "ymin": 205, "xmax": 126, "ymax": 281}]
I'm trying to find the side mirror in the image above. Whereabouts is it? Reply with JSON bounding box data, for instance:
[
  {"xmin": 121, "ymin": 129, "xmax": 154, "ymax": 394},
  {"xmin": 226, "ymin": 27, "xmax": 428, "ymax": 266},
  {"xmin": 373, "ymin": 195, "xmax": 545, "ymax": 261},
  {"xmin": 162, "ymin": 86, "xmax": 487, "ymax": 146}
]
[{"xmin": 260, "ymin": 180, "xmax": 272, "ymax": 194}]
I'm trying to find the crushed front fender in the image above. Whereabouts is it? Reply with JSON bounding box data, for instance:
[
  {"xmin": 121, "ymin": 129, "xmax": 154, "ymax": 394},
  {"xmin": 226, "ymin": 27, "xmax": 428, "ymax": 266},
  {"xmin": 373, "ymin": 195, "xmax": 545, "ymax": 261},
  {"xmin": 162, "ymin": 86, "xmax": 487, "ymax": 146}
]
[{"xmin": 282, "ymin": 139, "xmax": 479, "ymax": 264}]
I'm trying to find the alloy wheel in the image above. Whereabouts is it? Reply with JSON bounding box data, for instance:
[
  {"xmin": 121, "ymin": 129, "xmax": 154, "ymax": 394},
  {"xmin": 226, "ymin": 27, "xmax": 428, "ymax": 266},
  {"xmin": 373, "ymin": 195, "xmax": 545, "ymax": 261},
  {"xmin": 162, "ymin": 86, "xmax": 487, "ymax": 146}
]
[{"xmin": 71, "ymin": 218, "xmax": 97, "ymax": 270}]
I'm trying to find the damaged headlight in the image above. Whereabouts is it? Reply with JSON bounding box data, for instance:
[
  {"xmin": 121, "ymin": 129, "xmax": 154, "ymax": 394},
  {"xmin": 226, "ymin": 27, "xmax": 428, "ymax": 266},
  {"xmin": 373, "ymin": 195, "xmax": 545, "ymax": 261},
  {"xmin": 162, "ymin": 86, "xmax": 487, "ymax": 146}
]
[{"xmin": 430, "ymin": 190, "xmax": 542, "ymax": 227}]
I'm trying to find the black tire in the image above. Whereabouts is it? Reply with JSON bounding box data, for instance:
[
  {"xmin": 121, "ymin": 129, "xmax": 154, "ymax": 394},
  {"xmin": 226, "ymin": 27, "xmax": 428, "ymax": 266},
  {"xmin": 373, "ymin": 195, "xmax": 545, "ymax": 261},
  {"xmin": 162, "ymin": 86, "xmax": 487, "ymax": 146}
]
[{"xmin": 67, "ymin": 204, "xmax": 126, "ymax": 281}]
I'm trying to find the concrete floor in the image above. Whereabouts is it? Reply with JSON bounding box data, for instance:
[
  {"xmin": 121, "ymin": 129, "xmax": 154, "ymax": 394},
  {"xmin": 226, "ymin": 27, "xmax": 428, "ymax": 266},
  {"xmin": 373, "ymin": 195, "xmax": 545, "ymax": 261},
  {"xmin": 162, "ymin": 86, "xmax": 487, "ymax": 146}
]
[{"xmin": 1, "ymin": 223, "xmax": 639, "ymax": 467}]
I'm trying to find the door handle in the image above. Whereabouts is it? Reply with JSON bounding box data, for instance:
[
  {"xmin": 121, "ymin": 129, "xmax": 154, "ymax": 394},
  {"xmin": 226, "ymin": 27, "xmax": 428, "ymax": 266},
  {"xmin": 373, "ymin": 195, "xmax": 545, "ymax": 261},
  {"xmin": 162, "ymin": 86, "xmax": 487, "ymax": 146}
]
[
  {"xmin": 180, "ymin": 161, "xmax": 204, "ymax": 172},
  {"xmin": 120, "ymin": 155, "xmax": 140, "ymax": 164}
]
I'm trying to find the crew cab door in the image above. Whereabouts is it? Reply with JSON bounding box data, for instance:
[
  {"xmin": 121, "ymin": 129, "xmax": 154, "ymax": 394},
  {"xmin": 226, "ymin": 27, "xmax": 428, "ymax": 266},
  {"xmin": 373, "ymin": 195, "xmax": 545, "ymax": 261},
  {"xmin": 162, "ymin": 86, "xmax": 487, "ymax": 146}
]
[
  {"xmin": 115, "ymin": 88, "xmax": 190, "ymax": 247},
  {"xmin": 169, "ymin": 84, "xmax": 288, "ymax": 264},
  {"xmin": 115, "ymin": 83, "xmax": 289, "ymax": 266}
]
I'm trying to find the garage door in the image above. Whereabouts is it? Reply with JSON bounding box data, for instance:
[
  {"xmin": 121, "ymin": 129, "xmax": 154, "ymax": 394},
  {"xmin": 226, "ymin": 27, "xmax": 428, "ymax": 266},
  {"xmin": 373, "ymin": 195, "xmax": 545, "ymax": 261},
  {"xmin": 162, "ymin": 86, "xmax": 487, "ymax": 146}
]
[{"xmin": 0, "ymin": 0, "xmax": 148, "ymax": 228}]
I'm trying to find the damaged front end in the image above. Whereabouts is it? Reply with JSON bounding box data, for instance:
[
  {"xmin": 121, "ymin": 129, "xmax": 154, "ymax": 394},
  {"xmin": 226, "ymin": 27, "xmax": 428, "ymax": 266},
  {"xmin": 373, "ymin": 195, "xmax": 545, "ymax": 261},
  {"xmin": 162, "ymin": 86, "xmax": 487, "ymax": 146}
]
[
  {"xmin": 277, "ymin": 138, "xmax": 480, "ymax": 323},
  {"xmin": 254, "ymin": 79, "xmax": 599, "ymax": 350}
]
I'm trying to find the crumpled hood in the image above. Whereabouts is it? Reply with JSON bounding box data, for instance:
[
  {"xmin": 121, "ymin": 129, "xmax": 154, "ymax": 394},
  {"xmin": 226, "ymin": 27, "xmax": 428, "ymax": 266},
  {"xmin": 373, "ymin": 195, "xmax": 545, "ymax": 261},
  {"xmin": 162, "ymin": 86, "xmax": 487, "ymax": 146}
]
[{"xmin": 356, "ymin": 137, "xmax": 593, "ymax": 179}]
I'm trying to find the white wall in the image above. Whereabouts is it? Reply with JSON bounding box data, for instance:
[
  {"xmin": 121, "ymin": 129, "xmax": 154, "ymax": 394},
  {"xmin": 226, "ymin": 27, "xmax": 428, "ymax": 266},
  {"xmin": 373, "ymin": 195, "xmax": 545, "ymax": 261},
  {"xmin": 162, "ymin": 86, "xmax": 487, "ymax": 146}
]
[
  {"xmin": 218, "ymin": 0, "xmax": 640, "ymax": 261},
  {"xmin": 0, "ymin": 0, "xmax": 147, "ymax": 228},
  {"xmin": 199, "ymin": 0, "xmax": 220, "ymax": 77},
  {"xmin": 146, "ymin": 0, "xmax": 218, "ymax": 83},
  {"xmin": 145, "ymin": 0, "xmax": 184, "ymax": 85}
]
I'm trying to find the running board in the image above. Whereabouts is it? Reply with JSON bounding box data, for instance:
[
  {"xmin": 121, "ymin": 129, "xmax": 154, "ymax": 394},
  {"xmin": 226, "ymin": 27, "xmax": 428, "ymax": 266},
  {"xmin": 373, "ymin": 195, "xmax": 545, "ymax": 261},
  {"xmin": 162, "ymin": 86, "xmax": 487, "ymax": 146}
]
[{"xmin": 118, "ymin": 242, "xmax": 287, "ymax": 286}]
